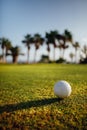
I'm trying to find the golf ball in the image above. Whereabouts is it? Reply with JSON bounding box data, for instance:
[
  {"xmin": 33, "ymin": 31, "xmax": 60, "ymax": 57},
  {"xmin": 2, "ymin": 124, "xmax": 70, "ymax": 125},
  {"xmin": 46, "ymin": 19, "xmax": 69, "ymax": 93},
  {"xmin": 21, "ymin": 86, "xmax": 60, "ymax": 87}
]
[{"xmin": 54, "ymin": 80, "xmax": 72, "ymax": 98}]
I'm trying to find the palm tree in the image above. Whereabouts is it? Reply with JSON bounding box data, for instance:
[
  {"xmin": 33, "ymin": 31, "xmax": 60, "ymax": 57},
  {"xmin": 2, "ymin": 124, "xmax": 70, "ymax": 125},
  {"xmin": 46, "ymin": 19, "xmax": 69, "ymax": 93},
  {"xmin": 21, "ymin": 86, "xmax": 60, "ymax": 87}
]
[
  {"xmin": 5, "ymin": 41, "xmax": 12, "ymax": 62},
  {"xmin": 56, "ymin": 34, "xmax": 68, "ymax": 59},
  {"xmin": 0, "ymin": 55, "xmax": 3, "ymax": 62},
  {"xmin": 57, "ymin": 43, "xmax": 62, "ymax": 58},
  {"xmin": 80, "ymin": 45, "xmax": 87, "ymax": 63},
  {"xmin": 55, "ymin": 34, "xmax": 65, "ymax": 59},
  {"xmin": 5, "ymin": 41, "xmax": 12, "ymax": 54},
  {"xmin": 45, "ymin": 30, "xmax": 58, "ymax": 61},
  {"xmin": 61, "ymin": 29, "xmax": 73, "ymax": 59},
  {"xmin": 63, "ymin": 29, "xmax": 73, "ymax": 43},
  {"xmin": 73, "ymin": 42, "xmax": 80, "ymax": 63},
  {"xmin": 22, "ymin": 34, "xmax": 33, "ymax": 63},
  {"xmin": 6, "ymin": 46, "xmax": 24, "ymax": 63},
  {"xmin": 56, "ymin": 34, "xmax": 65, "ymax": 43},
  {"xmin": 33, "ymin": 33, "xmax": 44, "ymax": 62},
  {"xmin": 0, "ymin": 38, "xmax": 6, "ymax": 62},
  {"xmin": 10, "ymin": 46, "xmax": 20, "ymax": 63},
  {"xmin": 61, "ymin": 43, "xmax": 69, "ymax": 58},
  {"xmin": 56, "ymin": 30, "xmax": 72, "ymax": 60},
  {"xmin": 69, "ymin": 52, "xmax": 74, "ymax": 63},
  {"xmin": 49, "ymin": 31, "xmax": 58, "ymax": 61},
  {"xmin": 82, "ymin": 45, "xmax": 87, "ymax": 58},
  {"xmin": 45, "ymin": 32, "xmax": 51, "ymax": 60},
  {"xmin": 0, "ymin": 38, "xmax": 12, "ymax": 62}
]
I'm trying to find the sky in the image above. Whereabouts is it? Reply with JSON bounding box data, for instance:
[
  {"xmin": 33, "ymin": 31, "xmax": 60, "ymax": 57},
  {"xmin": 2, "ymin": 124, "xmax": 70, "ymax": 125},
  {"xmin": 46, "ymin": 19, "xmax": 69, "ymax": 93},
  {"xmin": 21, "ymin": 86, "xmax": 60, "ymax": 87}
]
[{"xmin": 0, "ymin": 0, "xmax": 87, "ymax": 62}]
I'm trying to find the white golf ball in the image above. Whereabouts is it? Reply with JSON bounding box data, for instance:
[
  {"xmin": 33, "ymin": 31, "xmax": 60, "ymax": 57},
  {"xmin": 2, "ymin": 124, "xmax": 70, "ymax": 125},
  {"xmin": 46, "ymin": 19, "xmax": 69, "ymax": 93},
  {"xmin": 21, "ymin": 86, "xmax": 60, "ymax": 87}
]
[{"xmin": 54, "ymin": 80, "xmax": 72, "ymax": 98}]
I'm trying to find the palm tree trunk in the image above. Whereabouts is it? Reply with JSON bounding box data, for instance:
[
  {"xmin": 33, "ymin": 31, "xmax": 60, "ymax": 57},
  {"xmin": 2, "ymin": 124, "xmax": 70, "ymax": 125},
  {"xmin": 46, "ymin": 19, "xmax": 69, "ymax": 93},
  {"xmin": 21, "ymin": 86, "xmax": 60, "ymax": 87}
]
[
  {"xmin": 48, "ymin": 51, "xmax": 50, "ymax": 61},
  {"xmin": 2, "ymin": 49, "xmax": 4, "ymax": 62},
  {"xmin": 13, "ymin": 55, "xmax": 18, "ymax": 63},
  {"xmin": 2, "ymin": 48, "xmax": 5, "ymax": 63},
  {"xmin": 47, "ymin": 44, "xmax": 50, "ymax": 61},
  {"xmin": 27, "ymin": 48, "xmax": 29, "ymax": 63},
  {"xmin": 5, "ymin": 49, "xmax": 8, "ymax": 63}
]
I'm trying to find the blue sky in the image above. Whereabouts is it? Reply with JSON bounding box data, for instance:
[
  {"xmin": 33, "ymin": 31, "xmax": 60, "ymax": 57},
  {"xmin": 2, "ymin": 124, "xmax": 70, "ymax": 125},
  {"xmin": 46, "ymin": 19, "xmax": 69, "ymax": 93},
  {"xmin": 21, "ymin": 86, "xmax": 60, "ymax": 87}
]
[{"xmin": 0, "ymin": 0, "xmax": 87, "ymax": 62}]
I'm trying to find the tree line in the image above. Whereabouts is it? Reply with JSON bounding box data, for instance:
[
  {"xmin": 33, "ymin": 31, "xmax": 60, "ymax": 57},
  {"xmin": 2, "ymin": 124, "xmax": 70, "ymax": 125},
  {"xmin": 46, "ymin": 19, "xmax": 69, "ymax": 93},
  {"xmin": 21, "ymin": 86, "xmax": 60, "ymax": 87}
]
[{"xmin": 0, "ymin": 29, "xmax": 87, "ymax": 64}]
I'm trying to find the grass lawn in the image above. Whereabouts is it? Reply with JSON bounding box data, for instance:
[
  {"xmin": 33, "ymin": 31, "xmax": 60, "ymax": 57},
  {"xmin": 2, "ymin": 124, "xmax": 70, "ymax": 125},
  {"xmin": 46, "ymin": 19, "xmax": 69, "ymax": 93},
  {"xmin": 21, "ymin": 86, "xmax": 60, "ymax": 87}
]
[{"xmin": 0, "ymin": 64, "xmax": 87, "ymax": 129}]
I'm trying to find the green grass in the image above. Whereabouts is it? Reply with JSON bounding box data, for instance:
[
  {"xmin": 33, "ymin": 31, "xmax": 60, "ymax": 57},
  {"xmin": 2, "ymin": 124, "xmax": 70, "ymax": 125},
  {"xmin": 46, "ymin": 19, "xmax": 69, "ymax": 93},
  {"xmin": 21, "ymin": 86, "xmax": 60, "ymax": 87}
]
[{"xmin": 0, "ymin": 64, "xmax": 87, "ymax": 130}]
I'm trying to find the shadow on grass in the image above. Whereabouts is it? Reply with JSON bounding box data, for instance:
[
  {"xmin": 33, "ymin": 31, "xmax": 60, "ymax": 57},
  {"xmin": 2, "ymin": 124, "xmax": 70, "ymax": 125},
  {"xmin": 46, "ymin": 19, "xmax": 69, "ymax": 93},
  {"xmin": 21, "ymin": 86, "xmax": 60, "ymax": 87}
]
[{"xmin": 0, "ymin": 97, "xmax": 62, "ymax": 114}]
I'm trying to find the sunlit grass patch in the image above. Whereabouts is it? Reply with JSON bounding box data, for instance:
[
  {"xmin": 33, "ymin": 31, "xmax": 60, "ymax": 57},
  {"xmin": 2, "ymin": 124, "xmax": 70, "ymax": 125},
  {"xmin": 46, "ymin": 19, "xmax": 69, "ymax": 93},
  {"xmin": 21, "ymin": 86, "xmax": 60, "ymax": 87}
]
[{"xmin": 0, "ymin": 64, "xmax": 87, "ymax": 129}]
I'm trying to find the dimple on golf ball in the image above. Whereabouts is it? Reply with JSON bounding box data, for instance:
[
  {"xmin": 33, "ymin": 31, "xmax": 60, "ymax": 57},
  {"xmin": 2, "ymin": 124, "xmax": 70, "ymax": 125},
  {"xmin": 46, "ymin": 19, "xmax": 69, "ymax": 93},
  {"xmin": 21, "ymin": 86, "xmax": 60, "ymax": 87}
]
[{"xmin": 54, "ymin": 80, "xmax": 72, "ymax": 98}]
